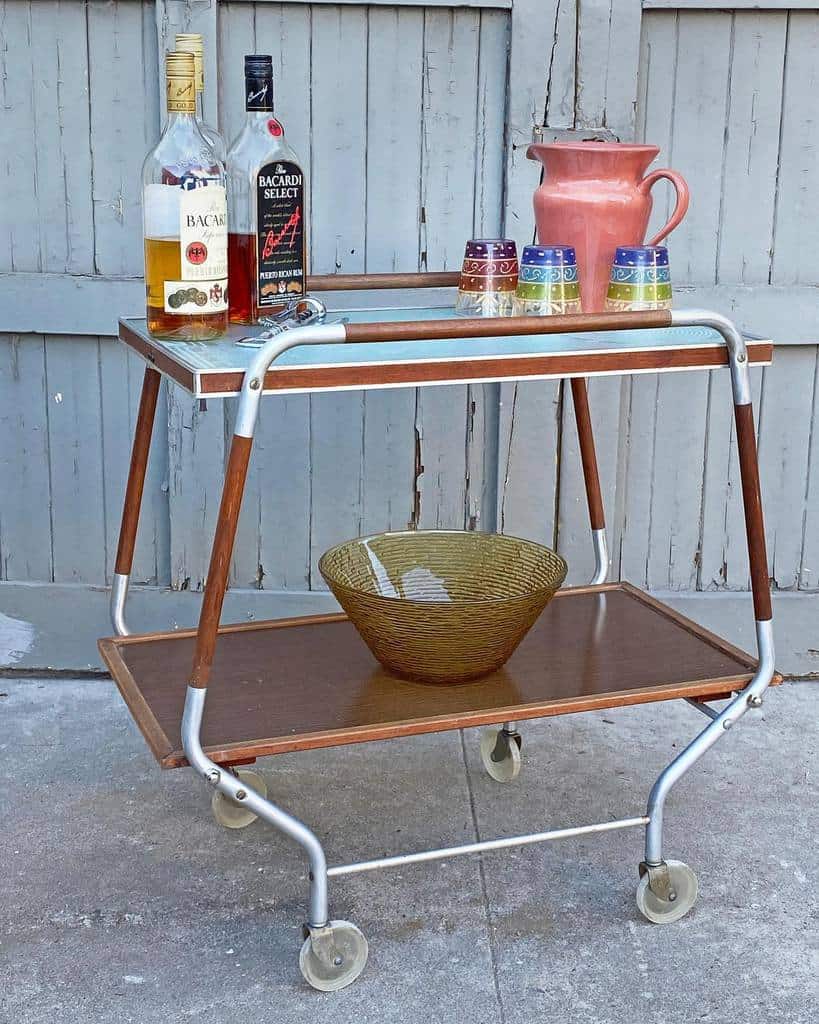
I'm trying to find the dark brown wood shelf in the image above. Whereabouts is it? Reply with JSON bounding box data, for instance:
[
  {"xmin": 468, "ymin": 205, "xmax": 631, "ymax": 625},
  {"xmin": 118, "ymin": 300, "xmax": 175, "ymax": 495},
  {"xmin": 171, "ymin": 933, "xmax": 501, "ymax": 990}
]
[{"xmin": 99, "ymin": 583, "xmax": 779, "ymax": 770}]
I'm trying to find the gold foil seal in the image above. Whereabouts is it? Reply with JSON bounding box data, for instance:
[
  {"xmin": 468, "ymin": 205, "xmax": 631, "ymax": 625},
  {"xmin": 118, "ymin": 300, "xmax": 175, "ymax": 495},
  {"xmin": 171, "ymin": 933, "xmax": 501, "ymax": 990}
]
[
  {"xmin": 166, "ymin": 51, "xmax": 196, "ymax": 112},
  {"xmin": 175, "ymin": 33, "xmax": 204, "ymax": 94}
]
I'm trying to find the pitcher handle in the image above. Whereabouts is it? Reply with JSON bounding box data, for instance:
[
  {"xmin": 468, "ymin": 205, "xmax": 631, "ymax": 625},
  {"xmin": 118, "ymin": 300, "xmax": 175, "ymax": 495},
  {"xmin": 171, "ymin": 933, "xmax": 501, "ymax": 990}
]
[{"xmin": 640, "ymin": 169, "xmax": 690, "ymax": 246}]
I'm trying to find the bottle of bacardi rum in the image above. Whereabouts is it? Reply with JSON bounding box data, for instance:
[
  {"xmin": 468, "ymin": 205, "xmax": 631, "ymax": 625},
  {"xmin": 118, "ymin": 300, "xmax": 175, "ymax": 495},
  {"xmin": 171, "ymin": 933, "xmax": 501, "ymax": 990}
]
[
  {"xmin": 227, "ymin": 54, "xmax": 307, "ymax": 324},
  {"xmin": 142, "ymin": 51, "xmax": 228, "ymax": 340},
  {"xmin": 175, "ymin": 32, "xmax": 226, "ymax": 163}
]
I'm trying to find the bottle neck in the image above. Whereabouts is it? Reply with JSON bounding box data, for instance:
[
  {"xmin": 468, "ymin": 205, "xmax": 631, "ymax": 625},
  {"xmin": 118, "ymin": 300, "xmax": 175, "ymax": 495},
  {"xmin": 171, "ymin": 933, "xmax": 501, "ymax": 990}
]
[{"xmin": 245, "ymin": 74, "xmax": 274, "ymax": 116}]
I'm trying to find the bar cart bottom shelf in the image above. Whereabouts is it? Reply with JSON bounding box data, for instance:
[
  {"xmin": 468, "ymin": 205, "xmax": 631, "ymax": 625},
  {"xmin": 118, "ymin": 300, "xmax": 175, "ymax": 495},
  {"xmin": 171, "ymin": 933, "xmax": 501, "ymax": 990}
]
[{"xmin": 99, "ymin": 582, "xmax": 776, "ymax": 770}]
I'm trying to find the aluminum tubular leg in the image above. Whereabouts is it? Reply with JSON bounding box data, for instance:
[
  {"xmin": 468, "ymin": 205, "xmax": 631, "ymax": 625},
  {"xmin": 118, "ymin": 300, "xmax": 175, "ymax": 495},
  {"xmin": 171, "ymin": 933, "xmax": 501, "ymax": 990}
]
[
  {"xmin": 182, "ymin": 324, "xmax": 347, "ymax": 929},
  {"xmin": 643, "ymin": 311, "xmax": 776, "ymax": 868},
  {"xmin": 110, "ymin": 366, "xmax": 162, "ymax": 636}
]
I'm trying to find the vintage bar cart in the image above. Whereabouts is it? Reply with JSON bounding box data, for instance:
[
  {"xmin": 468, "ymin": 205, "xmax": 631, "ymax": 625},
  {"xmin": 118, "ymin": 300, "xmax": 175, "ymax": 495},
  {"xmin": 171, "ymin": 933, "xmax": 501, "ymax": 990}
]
[{"xmin": 100, "ymin": 273, "xmax": 779, "ymax": 991}]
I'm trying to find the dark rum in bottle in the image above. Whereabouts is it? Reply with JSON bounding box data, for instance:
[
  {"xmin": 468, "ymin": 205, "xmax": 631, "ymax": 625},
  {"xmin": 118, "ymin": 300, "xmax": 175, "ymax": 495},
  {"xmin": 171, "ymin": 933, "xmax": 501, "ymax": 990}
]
[{"xmin": 227, "ymin": 55, "xmax": 307, "ymax": 324}]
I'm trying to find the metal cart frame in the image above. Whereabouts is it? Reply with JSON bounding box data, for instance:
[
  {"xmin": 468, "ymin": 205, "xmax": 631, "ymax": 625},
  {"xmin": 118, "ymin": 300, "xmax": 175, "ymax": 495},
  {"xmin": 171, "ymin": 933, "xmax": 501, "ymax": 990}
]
[{"xmin": 101, "ymin": 273, "xmax": 777, "ymax": 991}]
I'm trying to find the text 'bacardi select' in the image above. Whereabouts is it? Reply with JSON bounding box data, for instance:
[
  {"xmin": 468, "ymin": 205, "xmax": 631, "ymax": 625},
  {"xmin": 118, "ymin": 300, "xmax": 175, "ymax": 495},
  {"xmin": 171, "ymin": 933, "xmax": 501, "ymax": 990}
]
[{"xmin": 227, "ymin": 54, "xmax": 307, "ymax": 324}]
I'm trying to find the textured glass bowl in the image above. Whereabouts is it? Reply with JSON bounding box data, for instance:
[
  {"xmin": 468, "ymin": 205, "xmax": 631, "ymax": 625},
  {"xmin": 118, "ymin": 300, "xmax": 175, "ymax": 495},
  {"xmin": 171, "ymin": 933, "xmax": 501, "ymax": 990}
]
[{"xmin": 319, "ymin": 530, "xmax": 568, "ymax": 684}]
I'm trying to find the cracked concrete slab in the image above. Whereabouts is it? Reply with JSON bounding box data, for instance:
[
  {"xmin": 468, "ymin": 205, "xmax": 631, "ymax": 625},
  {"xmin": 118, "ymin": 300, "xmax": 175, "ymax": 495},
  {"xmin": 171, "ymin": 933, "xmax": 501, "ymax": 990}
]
[{"xmin": 1, "ymin": 678, "xmax": 816, "ymax": 1023}]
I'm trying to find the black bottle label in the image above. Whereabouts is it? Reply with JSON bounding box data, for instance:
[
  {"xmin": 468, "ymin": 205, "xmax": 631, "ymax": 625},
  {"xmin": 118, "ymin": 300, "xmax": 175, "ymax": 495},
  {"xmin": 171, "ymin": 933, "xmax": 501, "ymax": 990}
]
[{"xmin": 256, "ymin": 160, "xmax": 305, "ymax": 308}]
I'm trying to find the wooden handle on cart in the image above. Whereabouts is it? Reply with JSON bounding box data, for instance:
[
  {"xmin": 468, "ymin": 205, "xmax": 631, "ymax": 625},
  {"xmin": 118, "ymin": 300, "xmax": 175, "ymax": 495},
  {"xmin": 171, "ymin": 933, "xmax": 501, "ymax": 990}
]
[
  {"xmin": 343, "ymin": 309, "xmax": 673, "ymax": 344},
  {"xmin": 309, "ymin": 271, "xmax": 461, "ymax": 291},
  {"xmin": 734, "ymin": 403, "xmax": 772, "ymax": 622}
]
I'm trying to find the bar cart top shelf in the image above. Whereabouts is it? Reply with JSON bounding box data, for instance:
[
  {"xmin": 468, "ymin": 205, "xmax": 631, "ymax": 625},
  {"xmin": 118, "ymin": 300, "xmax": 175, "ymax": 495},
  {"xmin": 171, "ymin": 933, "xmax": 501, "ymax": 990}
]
[
  {"xmin": 119, "ymin": 307, "xmax": 772, "ymax": 398},
  {"xmin": 99, "ymin": 583, "xmax": 781, "ymax": 770}
]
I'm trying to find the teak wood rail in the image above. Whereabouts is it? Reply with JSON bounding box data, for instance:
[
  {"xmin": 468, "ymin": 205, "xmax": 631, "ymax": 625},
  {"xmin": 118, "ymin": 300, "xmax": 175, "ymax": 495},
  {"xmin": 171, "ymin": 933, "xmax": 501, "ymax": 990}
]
[{"xmin": 106, "ymin": 273, "xmax": 776, "ymax": 991}]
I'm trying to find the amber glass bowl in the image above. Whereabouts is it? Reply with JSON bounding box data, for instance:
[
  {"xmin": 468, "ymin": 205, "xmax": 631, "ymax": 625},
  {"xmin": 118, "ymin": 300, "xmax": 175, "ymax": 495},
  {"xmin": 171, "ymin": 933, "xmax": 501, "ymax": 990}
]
[{"xmin": 319, "ymin": 530, "xmax": 567, "ymax": 684}]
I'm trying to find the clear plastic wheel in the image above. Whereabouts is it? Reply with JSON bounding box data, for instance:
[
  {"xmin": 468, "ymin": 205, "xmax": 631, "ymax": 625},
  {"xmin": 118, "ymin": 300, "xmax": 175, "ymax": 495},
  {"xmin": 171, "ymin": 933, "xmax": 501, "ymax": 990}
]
[
  {"xmin": 299, "ymin": 920, "xmax": 368, "ymax": 991},
  {"xmin": 636, "ymin": 860, "xmax": 698, "ymax": 924},
  {"xmin": 211, "ymin": 768, "xmax": 267, "ymax": 829},
  {"xmin": 480, "ymin": 729, "xmax": 522, "ymax": 783}
]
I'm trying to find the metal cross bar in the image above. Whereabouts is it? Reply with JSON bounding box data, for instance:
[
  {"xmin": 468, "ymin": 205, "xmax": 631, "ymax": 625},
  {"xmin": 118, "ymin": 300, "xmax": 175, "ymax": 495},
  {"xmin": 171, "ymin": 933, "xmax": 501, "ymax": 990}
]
[{"xmin": 327, "ymin": 817, "xmax": 649, "ymax": 878}]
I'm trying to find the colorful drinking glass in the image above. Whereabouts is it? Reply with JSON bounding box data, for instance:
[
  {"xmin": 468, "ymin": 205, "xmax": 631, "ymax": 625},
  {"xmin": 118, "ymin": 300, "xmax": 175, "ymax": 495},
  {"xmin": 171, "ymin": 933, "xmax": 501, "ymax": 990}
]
[
  {"xmin": 512, "ymin": 245, "xmax": 581, "ymax": 316},
  {"xmin": 455, "ymin": 239, "xmax": 518, "ymax": 316},
  {"xmin": 605, "ymin": 245, "xmax": 672, "ymax": 312}
]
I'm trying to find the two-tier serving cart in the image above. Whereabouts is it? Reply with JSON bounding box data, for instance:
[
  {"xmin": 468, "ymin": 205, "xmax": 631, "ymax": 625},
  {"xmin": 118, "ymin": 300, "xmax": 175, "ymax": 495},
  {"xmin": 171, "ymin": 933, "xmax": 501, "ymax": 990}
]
[{"xmin": 100, "ymin": 272, "xmax": 780, "ymax": 991}]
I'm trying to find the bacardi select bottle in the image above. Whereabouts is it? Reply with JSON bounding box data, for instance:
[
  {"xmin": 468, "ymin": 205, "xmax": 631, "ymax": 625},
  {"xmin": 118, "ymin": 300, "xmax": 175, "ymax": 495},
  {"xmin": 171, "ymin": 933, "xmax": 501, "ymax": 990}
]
[
  {"xmin": 227, "ymin": 54, "xmax": 307, "ymax": 324},
  {"xmin": 142, "ymin": 51, "xmax": 228, "ymax": 340}
]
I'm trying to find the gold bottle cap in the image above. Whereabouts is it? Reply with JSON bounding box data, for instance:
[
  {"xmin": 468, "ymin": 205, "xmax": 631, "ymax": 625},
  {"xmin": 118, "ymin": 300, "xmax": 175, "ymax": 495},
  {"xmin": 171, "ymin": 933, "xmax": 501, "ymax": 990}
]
[
  {"xmin": 175, "ymin": 33, "xmax": 204, "ymax": 94},
  {"xmin": 166, "ymin": 51, "xmax": 196, "ymax": 113}
]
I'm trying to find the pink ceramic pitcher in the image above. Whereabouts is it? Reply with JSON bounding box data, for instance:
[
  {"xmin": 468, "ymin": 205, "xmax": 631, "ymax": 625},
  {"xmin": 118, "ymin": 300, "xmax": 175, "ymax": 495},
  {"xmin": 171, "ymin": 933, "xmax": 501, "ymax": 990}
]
[{"xmin": 526, "ymin": 142, "xmax": 689, "ymax": 312}]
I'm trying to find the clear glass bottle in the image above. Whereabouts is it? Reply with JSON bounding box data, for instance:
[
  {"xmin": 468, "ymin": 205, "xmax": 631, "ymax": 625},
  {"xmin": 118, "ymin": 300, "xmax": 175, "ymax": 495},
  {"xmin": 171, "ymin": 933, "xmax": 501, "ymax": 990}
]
[
  {"xmin": 175, "ymin": 33, "xmax": 226, "ymax": 163},
  {"xmin": 227, "ymin": 54, "xmax": 307, "ymax": 324},
  {"xmin": 142, "ymin": 51, "xmax": 228, "ymax": 340}
]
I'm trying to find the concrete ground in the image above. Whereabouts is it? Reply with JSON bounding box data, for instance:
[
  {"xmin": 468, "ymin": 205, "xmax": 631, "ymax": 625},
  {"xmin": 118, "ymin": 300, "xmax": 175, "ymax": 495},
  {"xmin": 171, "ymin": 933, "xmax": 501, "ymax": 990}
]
[{"xmin": 1, "ymin": 676, "xmax": 816, "ymax": 1024}]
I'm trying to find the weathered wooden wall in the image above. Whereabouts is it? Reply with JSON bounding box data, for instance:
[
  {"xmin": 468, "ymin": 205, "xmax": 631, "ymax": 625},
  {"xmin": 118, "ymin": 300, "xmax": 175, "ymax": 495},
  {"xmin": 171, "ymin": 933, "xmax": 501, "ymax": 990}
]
[{"xmin": 1, "ymin": 0, "xmax": 817, "ymax": 609}]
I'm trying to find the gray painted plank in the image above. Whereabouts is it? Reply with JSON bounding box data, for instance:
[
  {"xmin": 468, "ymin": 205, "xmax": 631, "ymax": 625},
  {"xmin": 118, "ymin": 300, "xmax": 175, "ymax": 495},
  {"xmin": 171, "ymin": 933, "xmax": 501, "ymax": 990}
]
[
  {"xmin": 644, "ymin": 371, "xmax": 710, "ymax": 590},
  {"xmin": 307, "ymin": 5, "xmax": 368, "ymax": 583},
  {"xmin": 665, "ymin": 10, "xmax": 732, "ymax": 283},
  {"xmin": 799, "ymin": 349, "xmax": 819, "ymax": 590},
  {"xmin": 717, "ymin": 11, "xmax": 787, "ymax": 285},
  {"xmin": 503, "ymin": 0, "xmax": 557, "ymax": 249},
  {"xmin": 618, "ymin": 374, "xmax": 658, "ymax": 588},
  {"xmin": 218, "ymin": 1, "xmax": 256, "ymax": 150},
  {"xmin": 637, "ymin": 10, "xmax": 678, "ymax": 240},
  {"xmin": 575, "ymin": 0, "xmax": 642, "ymax": 140},
  {"xmin": 0, "ymin": 1, "xmax": 41, "ymax": 271},
  {"xmin": 30, "ymin": 1, "xmax": 94, "ymax": 274},
  {"xmin": 496, "ymin": 380, "xmax": 561, "ymax": 546},
  {"xmin": 698, "ymin": 366, "xmax": 763, "ymax": 591},
  {"xmin": 756, "ymin": 348, "xmax": 816, "ymax": 590},
  {"xmin": 771, "ymin": 10, "xmax": 819, "ymax": 285},
  {"xmin": 43, "ymin": 336, "xmax": 106, "ymax": 583},
  {"xmin": 87, "ymin": 0, "xmax": 158, "ymax": 276},
  {"xmin": 166, "ymin": 388, "xmax": 225, "ymax": 591},
  {"xmin": 0, "ymin": 335, "xmax": 53, "ymax": 582}
]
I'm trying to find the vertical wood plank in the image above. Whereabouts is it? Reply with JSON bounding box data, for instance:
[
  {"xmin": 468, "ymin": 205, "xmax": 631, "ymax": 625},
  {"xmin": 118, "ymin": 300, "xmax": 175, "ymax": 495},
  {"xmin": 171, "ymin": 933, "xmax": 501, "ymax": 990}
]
[
  {"xmin": 717, "ymin": 11, "xmax": 787, "ymax": 285},
  {"xmin": 0, "ymin": 1, "xmax": 40, "ymax": 271},
  {"xmin": 217, "ymin": 0, "xmax": 256, "ymax": 150},
  {"xmin": 29, "ymin": 1, "xmax": 94, "ymax": 274},
  {"xmin": 756, "ymin": 348, "xmax": 815, "ymax": 590},
  {"xmin": 665, "ymin": 10, "xmax": 732, "ymax": 283},
  {"xmin": 0, "ymin": 335, "xmax": 53, "ymax": 581},
  {"xmin": 576, "ymin": 0, "xmax": 642, "ymax": 140},
  {"xmin": 308, "ymin": 4, "xmax": 368, "ymax": 583},
  {"xmin": 799, "ymin": 349, "xmax": 819, "ymax": 590},
  {"xmin": 166, "ymin": 388, "xmax": 225, "ymax": 591},
  {"xmin": 771, "ymin": 10, "xmax": 819, "ymax": 285},
  {"xmin": 87, "ymin": 0, "xmax": 159, "ymax": 275},
  {"xmin": 496, "ymin": 379, "xmax": 561, "ymax": 546},
  {"xmin": 502, "ymin": 0, "xmax": 558, "ymax": 250},
  {"xmin": 43, "ymin": 336, "xmax": 106, "ymax": 583},
  {"xmin": 637, "ymin": 10, "xmax": 678, "ymax": 240}
]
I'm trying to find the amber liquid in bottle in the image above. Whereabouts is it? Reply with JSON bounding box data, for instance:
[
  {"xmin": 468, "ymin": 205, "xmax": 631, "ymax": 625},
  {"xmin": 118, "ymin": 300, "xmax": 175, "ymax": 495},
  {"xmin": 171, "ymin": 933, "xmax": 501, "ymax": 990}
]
[
  {"xmin": 227, "ymin": 232, "xmax": 256, "ymax": 324},
  {"xmin": 145, "ymin": 237, "xmax": 228, "ymax": 338}
]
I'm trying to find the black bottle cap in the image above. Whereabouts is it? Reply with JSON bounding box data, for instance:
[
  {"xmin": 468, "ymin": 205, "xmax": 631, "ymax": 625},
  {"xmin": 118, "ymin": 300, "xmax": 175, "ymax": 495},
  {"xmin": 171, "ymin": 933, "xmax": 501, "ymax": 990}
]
[
  {"xmin": 244, "ymin": 54, "xmax": 273, "ymax": 75},
  {"xmin": 244, "ymin": 54, "xmax": 274, "ymax": 111}
]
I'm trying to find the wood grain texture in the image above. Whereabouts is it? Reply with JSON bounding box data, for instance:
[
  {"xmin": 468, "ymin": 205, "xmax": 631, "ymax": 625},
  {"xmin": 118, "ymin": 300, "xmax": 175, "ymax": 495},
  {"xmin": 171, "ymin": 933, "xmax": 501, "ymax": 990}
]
[
  {"xmin": 735, "ymin": 402, "xmax": 772, "ymax": 621},
  {"xmin": 189, "ymin": 434, "xmax": 254, "ymax": 687},
  {"xmin": 114, "ymin": 367, "xmax": 161, "ymax": 576},
  {"xmin": 569, "ymin": 378, "xmax": 606, "ymax": 531},
  {"xmin": 99, "ymin": 583, "xmax": 774, "ymax": 769}
]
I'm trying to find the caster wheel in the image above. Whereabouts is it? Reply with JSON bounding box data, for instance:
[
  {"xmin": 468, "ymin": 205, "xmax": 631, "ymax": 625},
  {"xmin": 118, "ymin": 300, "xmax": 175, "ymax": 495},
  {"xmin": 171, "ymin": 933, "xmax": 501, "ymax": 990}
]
[
  {"xmin": 211, "ymin": 768, "xmax": 267, "ymax": 829},
  {"xmin": 480, "ymin": 729, "xmax": 521, "ymax": 783},
  {"xmin": 636, "ymin": 860, "xmax": 698, "ymax": 924},
  {"xmin": 299, "ymin": 920, "xmax": 368, "ymax": 991}
]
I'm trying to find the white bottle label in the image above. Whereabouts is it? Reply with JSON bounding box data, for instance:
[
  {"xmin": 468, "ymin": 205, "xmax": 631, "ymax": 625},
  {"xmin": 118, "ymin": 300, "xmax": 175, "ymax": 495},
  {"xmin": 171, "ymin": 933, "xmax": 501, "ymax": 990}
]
[
  {"xmin": 179, "ymin": 181, "xmax": 227, "ymax": 282},
  {"xmin": 162, "ymin": 279, "xmax": 228, "ymax": 315}
]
